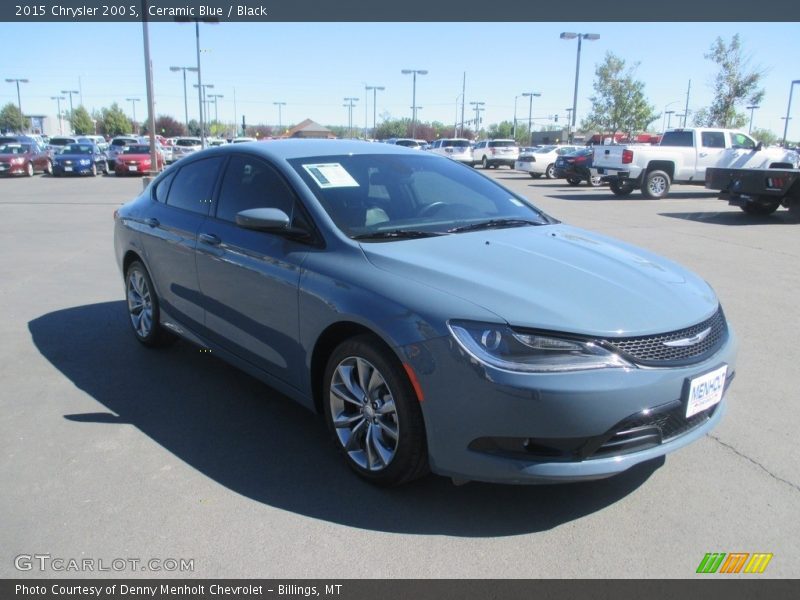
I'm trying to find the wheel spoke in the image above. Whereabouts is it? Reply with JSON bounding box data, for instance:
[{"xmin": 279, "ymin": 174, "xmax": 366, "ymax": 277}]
[
  {"xmin": 366, "ymin": 367, "xmax": 384, "ymax": 398},
  {"xmin": 330, "ymin": 383, "xmax": 363, "ymax": 407},
  {"xmin": 355, "ymin": 358, "xmax": 371, "ymax": 396},
  {"xmin": 376, "ymin": 399, "xmax": 396, "ymax": 416},
  {"xmin": 337, "ymin": 364, "xmax": 365, "ymax": 401},
  {"xmin": 364, "ymin": 423, "xmax": 378, "ymax": 469},
  {"xmin": 333, "ymin": 411, "xmax": 364, "ymax": 429},
  {"xmin": 377, "ymin": 418, "xmax": 398, "ymax": 441},
  {"xmin": 370, "ymin": 424, "xmax": 394, "ymax": 466},
  {"xmin": 344, "ymin": 419, "xmax": 367, "ymax": 452}
]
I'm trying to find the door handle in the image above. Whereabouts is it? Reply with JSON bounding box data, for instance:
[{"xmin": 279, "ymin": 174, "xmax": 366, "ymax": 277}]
[
  {"xmin": 698, "ymin": 152, "xmax": 708, "ymax": 157},
  {"xmin": 199, "ymin": 233, "xmax": 221, "ymax": 246},
  {"xmin": 145, "ymin": 217, "xmax": 159, "ymax": 228}
]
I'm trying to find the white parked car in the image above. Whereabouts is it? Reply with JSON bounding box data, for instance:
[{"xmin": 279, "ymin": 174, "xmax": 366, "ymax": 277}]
[
  {"xmin": 171, "ymin": 137, "xmax": 203, "ymax": 161},
  {"xmin": 515, "ymin": 145, "xmax": 581, "ymax": 179},
  {"xmin": 472, "ymin": 139, "xmax": 519, "ymax": 169},
  {"xmin": 429, "ymin": 138, "xmax": 473, "ymax": 164},
  {"xmin": 232, "ymin": 137, "xmax": 258, "ymax": 144}
]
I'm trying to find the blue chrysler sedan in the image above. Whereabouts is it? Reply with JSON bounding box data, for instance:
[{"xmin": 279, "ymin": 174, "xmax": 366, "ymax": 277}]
[{"xmin": 113, "ymin": 140, "xmax": 736, "ymax": 486}]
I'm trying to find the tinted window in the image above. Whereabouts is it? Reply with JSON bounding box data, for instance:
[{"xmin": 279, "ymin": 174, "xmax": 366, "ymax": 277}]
[
  {"xmin": 153, "ymin": 170, "xmax": 176, "ymax": 203},
  {"xmin": 215, "ymin": 155, "xmax": 295, "ymax": 223},
  {"xmin": 701, "ymin": 132, "xmax": 725, "ymax": 148},
  {"xmin": 488, "ymin": 140, "xmax": 516, "ymax": 148},
  {"xmin": 660, "ymin": 131, "xmax": 694, "ymax": 147},
  {"xmin": 176, "ymin": 138, "xmax": 201, "ymax": 147},
  {"xmin": 165, "ymin": 157, "xmax": 224, "ymax": 215}
]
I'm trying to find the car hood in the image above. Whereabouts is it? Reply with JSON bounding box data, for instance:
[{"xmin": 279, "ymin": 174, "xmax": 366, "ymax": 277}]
[
  {"xmin": 118, "ymin": 154, "xmax": 150, "ymax": 160},
  {"xmin": 0, "ymin": 153, "xmax": 31, "ymax": 159},
  {"xmin": 360, "ymin": 224, "xmax": 718, "ymax": 337},
  {"xmin": 55, "ymin": 154, "xmax": 94, "ymax": 160}
]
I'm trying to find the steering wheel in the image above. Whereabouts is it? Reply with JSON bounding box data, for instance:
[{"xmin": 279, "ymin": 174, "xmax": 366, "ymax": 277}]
[{"xmin": 418, "ymin": 202, "xmax": 448, "ymax": 217}]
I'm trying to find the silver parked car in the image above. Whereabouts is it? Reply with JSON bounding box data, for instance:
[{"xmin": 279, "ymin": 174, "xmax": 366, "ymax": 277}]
[
  {"xmin": 170, "ymin": 137, "xmax": 203, "ymax": 161},
  {"xmin": 114, "ymin": 140, "xmax": 736, "ymax": 486}
]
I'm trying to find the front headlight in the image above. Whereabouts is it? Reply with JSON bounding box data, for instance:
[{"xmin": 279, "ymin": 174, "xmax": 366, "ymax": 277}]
[
  {"xmin": 79, "ymin": 159, "xmax": 91, "ymax": 165},
  {"xmin": 448, "ymin": 320, "xmax": 633, "ymax": 373},
  {"xmin": 11, "ymin": 157, "xmax": 26, "ymax": 164}
]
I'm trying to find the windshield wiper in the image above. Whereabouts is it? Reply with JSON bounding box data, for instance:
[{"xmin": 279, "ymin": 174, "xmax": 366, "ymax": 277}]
[
  {"xmin": 352, "ymin": 229, "xmax": 446, "ymax": 241},
  {"xmin": 447, "ymin": 218, "xmax": 543, "ymax": 233}
]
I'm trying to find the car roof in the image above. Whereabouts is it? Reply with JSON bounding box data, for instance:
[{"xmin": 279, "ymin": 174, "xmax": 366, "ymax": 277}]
[{"xmin": 179, "ymin": 138, "xmax": 429, "ymax": 162}]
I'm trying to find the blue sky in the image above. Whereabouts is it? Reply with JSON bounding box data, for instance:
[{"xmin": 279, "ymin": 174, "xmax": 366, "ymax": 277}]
[{"xmin": 2, "ymin": 21, "xmax": 798, "ymax": 140}]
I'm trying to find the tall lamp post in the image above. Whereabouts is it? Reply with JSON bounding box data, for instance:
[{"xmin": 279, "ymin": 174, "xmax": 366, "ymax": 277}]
[
  {"xmin": 522, "ymin": 92, "xmax": 541, "ymax": 144},
  {"xmin": 51, "ymin": 96, "xmax": 65, "ymax": 135},
  {"xmin": 513, "ymin": 95, "xmax": 520, "ymax": 140},
  {"xmin": 401, "ymin": 69, "xmax": 427, "ymax": 138},
  {"xmin": 170, "ymin": 66, "xmax": 198, "ymax": 132},
  {"xmin": 665, "ymin": 110, "xmax": 675, "ymax": 129},
  {"xmin": 470, "ymin": 101, "xmax": 485, "ymax": 135},
  {"xmin": 5, "ymin": 78, "xmax": 29, "ymax": 130},
  {"xmin": 126, "ymin": 98, "xmax": 140, "ymax": 133},
  {"xmin": 560, "ymin": 32, "xmax": 600, "ymax": 141},
  {"xmin": 365, "ymin": 85, "xmax": 384, "ymax": 139},
  {"xmin": 343, "ymin": 97, "xmax": 358, "ymax": 137},
  {"xmin": 745, "ymin": 105, "xmax": 760, "ymax": 134},
  {"xmin": 273, "ymin": 101, "xmax": 286, "ymax": 134},
  {"xmin": 781, "ymin": 80, "xmax": 800, "ymax": 147},
  {"xmin": 61, "ymin": 89, "xmax": 79, "ymax": 132},
  {"xmin": 193, "ymin": 84, "xmax": 214, "ymax": 136},
  {"xmin": 662, "ymin": 100, "xmax": 681, "ymax": 132},
  {"xmin": 209, "ymin": 94, "xmax": 224, "ymax": 125}
]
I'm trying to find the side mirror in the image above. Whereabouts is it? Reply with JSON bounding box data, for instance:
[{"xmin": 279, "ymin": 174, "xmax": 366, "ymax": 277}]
[
  {"xmin": 236, "ymin": 208, "xmax": 291, "ymax": 231},
  {"xmin": 755, "ymin": 141, "xmax": 763, "ymax": 151}
]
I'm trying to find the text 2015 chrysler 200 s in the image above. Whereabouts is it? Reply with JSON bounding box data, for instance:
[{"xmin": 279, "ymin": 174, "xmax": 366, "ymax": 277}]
[{"xmin": 113, "ymin": 140, "xmax": 736, "ymax": 486}]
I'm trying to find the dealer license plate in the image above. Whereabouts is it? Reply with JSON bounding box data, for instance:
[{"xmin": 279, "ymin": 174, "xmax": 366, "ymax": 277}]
[
  {"xmin": 686, "ymin": 365, "xmax": 727, "ymax": 418},
  {"xmin": 129, "ymin": 165, "xmax": 138, "ymax": 172},
  {"xmin": 64, "ymin": 166, "xmax": 72, "ymax": 172}
]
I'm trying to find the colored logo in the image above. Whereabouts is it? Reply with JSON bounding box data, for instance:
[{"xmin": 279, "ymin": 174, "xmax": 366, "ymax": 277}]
[{"xmin": 696, "ymin": 552, "xmax": 773, "ymax": 574}]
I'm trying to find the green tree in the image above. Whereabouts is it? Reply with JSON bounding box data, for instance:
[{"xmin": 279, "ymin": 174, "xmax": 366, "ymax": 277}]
[
  {"xmin": 101, "ymin": 103, "xmax": 132, "ymax": 136},
  {"xmin": 187, "ymin": 119, "xmax": 201, "ymax": 136},
  {"xmin": 0, "ymin": 102, "xmax": 29, "ymax": 133},
  {"xmin": 693, "ymin": 35, "xmax": 765, "ymax": 129},
  {"xmin": 154, "ymin": 115, "xmax": 185, "ymax": 137},
  {"xmin": 374, "ymin": 119, "xmax": 410, "ymax": 140},
  {"xmin": 71, "ymin": 105, "xmax": 95, "ymax": 135},
  {"xmin": 582, "ymin": 52, "xmax": 659, "ymax": 139},
  {"xmin": 488, "ymin": 121, "xmax": 514, "ymax": 139},
  {"xmin": 750, "ymin": 127, "xmax": 779, "ymax": 146}
]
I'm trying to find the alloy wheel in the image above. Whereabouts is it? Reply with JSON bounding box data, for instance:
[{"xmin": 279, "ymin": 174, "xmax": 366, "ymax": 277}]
[
  {"xmin": 127, "ymin": 269, "xmax": 153, "ymax": 339},
  {"xmin": 329, "ymin": 356, "xmax": 399, "ymax": 471}
]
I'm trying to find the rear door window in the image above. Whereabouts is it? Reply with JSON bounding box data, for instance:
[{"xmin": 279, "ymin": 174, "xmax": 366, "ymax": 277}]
[
  {"xmin": 165, "ymin": 157, "xmax": 224, "ymax": 215},
  {"xmin": 701, "ymin": 132, "xmax": 725, "ymax": 148}
]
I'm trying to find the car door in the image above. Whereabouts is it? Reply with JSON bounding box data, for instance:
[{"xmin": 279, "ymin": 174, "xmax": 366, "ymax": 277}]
[
  {"xmin": 722, "ymin": 132, "xmax": 763, "ymax": 169},
  {"xmin": 695, "ymin": 130, "xmax": 727, "ymax": 179},
  {"xmin": 195, "ymin": 153, "xmax": 310, "ymax": 388},
  {"xmin": 140, "ymin": 156, "xmax": 225, "ymax": 334}
]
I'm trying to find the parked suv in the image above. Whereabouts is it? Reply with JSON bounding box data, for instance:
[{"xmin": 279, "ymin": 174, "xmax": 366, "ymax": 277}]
[
  {"xmin": 171, "ymin": 137, "xmax": 203, "ymax": 161},
  {"xmin": 429, "ymin": 138, "xmax": 473, "ymax": 164},
  {"xmin": 472, "ymin": 139, "xmax": 519, "ymax": 169}
]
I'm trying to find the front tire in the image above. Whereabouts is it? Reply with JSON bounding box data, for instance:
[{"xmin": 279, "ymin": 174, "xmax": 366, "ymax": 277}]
[
  {"xmin": 323, "ymin": 335, "xmax": 428, "ymax": 486},
  {"xmin": 91, "ymin": 163, "xmax": 97, "ymax": 177},
  {"xmin": 45, "ymin": 160, "xmax": 53, "ymax": 175},
  {"xmin": 588, "ymin": 174, "xmax": 603, "ymax": 187},
  {"xmin": 25, "ymin": 162, "xmax": 34, "ymax": 177},
  {"xmin": 482, "ymin": 156, "xmax": 489, "ymax": 169},
  {"xmin": 641, "ymin": 169, "xmax": 671, "ymax": 199},
  {"xmin": 125, "ymin": 261, "xmax": 176, "ymax": 347}
]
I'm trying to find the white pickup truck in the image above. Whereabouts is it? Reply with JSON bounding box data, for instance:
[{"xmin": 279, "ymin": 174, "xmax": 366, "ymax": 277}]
[{"xmin": 593, "ymin": 128, "xmax": 799, "ymax": 199}]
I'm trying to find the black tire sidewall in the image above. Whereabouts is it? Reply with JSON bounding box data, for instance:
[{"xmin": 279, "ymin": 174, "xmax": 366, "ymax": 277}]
[
  {"xmin": 125, "ymin": 261, "xmax": 170, "ymax": 347},
  {"xmin": 322, "ymin": 335, "xmax": 428, "ymax": 486}
]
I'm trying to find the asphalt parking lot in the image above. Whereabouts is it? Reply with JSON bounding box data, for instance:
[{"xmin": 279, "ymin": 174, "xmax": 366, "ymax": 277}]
[{"xmin": 1, "ymin": 169, "xmax": 798, "ymax": 578}]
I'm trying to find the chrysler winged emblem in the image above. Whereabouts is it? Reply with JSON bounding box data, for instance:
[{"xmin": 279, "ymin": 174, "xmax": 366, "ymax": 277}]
[{"xmin": 663, "ymin": 327, "xmax": 712, "ymax": 348}]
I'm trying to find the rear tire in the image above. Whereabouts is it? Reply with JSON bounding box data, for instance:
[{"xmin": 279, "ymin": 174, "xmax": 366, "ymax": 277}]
[
  {"xmin": 588, "ymin": 174, "xmax": 603, "ymax": 187},
  {"xmin": 641, "ymin": 169, "xmax": 671, "ymax": 199},
  {"xmin": 482, "ymin": 156, "xmax": 489, "ymax": 169},
  {"xmin": 45, "ymin": 160, "xmax": 53, "ymax": 175},
  {"xmin": 125, "ymin": 261, "xmax": 176, "ymax": 347},
  {"xmin": 323, "ymin": 335, "xmax": 429, "ymax": 486},
  {"xmin": 567, "ymin": 176, "xmax": 581, "ymax": 186},
  {"xmin": 545, "ymin": 164, "xmax": 556, "ymax": 179},
  {"xmin": 530, "ymin": 173, "xmax": 541, "ymax": 179},
  {"xmin": 740, "ymin": 197, "xmax": 781, "ymax": 216}
]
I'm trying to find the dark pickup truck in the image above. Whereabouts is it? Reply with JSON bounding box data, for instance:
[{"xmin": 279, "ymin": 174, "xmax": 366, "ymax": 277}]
[{"xmin": 705, "ymin": 166, "xmax": 800, "ymax": 217}]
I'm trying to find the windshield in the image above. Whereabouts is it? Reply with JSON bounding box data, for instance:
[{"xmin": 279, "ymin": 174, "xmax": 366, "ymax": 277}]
[
  {"xmin": 61, "ymin": 144, "xmax": 94, "ymax": 155},
  {"xmin": 123, "ymin": 145, "xmax": 151, "ymax": 154},
  {"xmin": 288, "ymin": 153, "xmax": 553, "ymax": 239},
  {"xmin": 441, "ymin": 140, "xmax": 470, "ymax": 148},
  {"xmin": 0, "ymin": 144, "xmax": 30, "ymax": 154},
  {"xmin": 111, "ymin": 138, "xmax": 136, "ymax": 147},
  {"xmin": 49, "ymin": 138, "xmax": 74, "ymax": 146},
  {"xmin": 176, "ymin": 139, "xmax": 200, "ymax": 147}
]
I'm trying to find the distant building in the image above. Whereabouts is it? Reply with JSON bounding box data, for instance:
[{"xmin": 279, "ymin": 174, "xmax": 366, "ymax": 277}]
[{"xmin": 284, "ymin": 119, "xmax": 335, "ymax": 139}]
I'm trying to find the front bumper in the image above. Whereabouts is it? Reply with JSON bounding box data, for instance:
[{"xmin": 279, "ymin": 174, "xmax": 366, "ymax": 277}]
[
  {"xmin": 402, "ymin": 330, "xmax": 737, "ymax": 484},
  {"xmin": 0, "ymin": 163, "xmax": 27, "ymax": 175},
  {"xmin": 53, "ymin": 163, "xmax": 94, "ymax": 175}
]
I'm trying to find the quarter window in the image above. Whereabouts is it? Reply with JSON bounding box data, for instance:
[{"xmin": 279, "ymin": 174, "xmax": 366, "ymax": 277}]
[
  {"xmin": 153, "ymin": 170, "xmax": 176, "ymax": 203},
  {"xmin": 165, "ymin": 157, "xmax": 224, "ymax": 215}
]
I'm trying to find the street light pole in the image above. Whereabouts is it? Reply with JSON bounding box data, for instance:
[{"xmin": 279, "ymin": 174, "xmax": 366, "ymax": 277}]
[
  {"xmin": 170, "ymin": 66, "xmax": 198, "ymax": 132},
  {"xmin": 51, "ymin": 96, "xmax": 65, "ymax": 135},
  {"xmin": 343, "ymin": 97, "xmax": 358, "ymax": 137},
  {"xmin": 470, "ymin": 101, "xmax": 485, "ymax": 136},
  {"xmin": 209, "ymin": 94, "xmax": 223, "ymax": 125},
  {"xmin": 560, "ymin": 32, "xmax": 600, "ymax": 141},
  {"xmin": 401, "ymin": 69, "xmax": 428, "ymax": 138},
  {"xmin": 364, "ymin": 86, "xmax": 384, "ymax": 139},
  {"xmin": 5, "ymin": 78, "xmax": 29, "ymax": 129},
  {"xmin": 522, "ymin": 92, "xmax": 541, "ymax": 145},
  {"xmin": 782, "ymin": 80, "xmax": 800, "ymax": 147},
  {"xmin": 61, "ymin": 89, "xmax": 79, "ymax": 132},
  {"xmin": 273, "ymin": 101, "xmax": 286, "ymax": 133},
  {"xmin": 126, "ymin": 98, "xmax": 140, "ymax": 133},
  {"xmin": 665, "ymin": 111, "xmax": 675, "ymax": 129},
  {"xmin": 513, "ymin": 95, "xmax": 519, "ymax": 140},
  {"xmin": 746, "ymin": 105, "xmax": 760, "ymax": 134}
]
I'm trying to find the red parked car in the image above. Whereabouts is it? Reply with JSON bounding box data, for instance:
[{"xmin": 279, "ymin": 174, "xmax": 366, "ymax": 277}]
[
  {"xmin": 0, "ymin": 142, "xmax": 52, "ymax": 176},
  {"xmin": 114, "ymin": 144, "xmax": 165, "ymax": 176}
]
